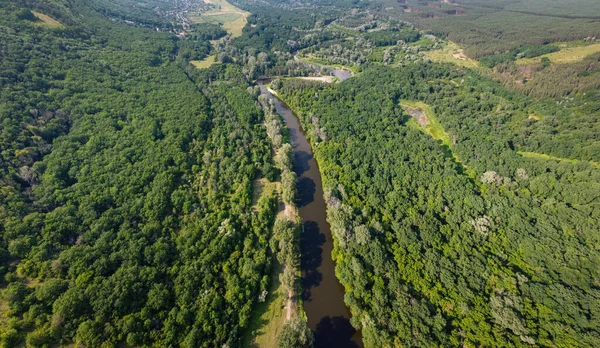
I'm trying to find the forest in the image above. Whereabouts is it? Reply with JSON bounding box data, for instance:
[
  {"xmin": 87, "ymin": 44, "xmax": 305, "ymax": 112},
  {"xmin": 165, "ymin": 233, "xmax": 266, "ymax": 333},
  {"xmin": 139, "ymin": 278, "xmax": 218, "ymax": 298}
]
[
  {"xmin": 376, "ymin": 0, "xmax": 600, "ymax": 58},
  {"xmin": 275, "ymin": 64, "xmax": 600, "ymax": 347},
  {"xmin": 2, "ymin": 0, "xmax": 600, "ymax": 346},
  {"xmin": 0, "ymin": 0, "xmax": 281, "ymax": 346}
]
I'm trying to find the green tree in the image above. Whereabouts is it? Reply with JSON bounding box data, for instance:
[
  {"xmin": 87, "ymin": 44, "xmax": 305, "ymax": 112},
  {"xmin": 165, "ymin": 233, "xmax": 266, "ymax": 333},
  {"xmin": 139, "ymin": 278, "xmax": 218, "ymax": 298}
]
[{"xmin": 278, "ymin": 318, "xmax": 314, "ymax": 348}]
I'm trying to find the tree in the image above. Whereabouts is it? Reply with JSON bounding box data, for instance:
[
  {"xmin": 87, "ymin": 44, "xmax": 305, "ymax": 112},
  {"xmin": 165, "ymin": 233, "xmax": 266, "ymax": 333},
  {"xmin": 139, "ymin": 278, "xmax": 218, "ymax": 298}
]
[
  {"xmin": 275, "ymin": 143, "xmax": 294, "ymax": 171},
  {"xmin": 281, "ymin": 171, "xmax": 297, "ymax": 205},
  {"xmin": 540, "ymin": 56, "xmax": 551, "ymax": 68},
  {"xmin": 278, "ymin": 318, "xmax": 314, "ymax": 348}
]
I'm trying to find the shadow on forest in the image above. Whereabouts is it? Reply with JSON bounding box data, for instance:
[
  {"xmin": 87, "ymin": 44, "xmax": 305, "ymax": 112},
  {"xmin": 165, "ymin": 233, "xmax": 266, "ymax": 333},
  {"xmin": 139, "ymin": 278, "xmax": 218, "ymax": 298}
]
[
  {"xmin": 313, "ymin": 316, "xmax": 359, "ymax": 348},
  {"xmin": 438, "ymin": 143, "xmax": 476, "ymax": 185},
  {"xmin": 294, "ymin": 150, "xmax": 312, "ymax": 175},
  {"xmin": 440, "ymin": 143, "xmax": 465, "ymax": 174},
  {"xmin": 301, "ymin": 220, "xmax": 325, "ymax": 302},
  {"xmin": 296, "ymin": 177, "xmax": 316, "ymax": 207}
]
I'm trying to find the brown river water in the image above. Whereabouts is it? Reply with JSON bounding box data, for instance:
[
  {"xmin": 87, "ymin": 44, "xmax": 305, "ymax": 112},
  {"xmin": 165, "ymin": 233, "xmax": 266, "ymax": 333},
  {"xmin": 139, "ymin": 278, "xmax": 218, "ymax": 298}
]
[{"xmin": 258, "ymin": 77, "xmax": 362, "ymax": 348}]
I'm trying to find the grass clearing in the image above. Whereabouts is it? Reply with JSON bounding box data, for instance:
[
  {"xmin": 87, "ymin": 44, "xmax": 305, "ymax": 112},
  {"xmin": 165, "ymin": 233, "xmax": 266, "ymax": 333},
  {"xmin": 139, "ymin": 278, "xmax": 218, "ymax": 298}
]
[
  {"xmin": 528, "ymin": 113, "xmax": 543, "ymax": 121},
  {"xmin": 245, "ymin": 177, "xmax": 295, "ymax": 347},
  {"xmin": 191, "ymin": 55, "xmax": 217, "ymax": 69},
  {"xmin": 243, "ymin": 261, "xmax": 289, "ymax": 348},
  {"xmin": 516, "ymin": 43, "xmax": 600, "ymax": 65},
  {"xmin": 402, "ymin": 101, "xmax": 451, "ymax": 146},
  {"xmin": 0, "ymin": 299, "xmax": 8, "ymax": 327},
  {"xmin": 401, "ymin": 100, "xmax": 476, "ymax": 178},
  {"xmin": 188, "ymin": 0, "xmax": 249, "ymax": 38},
  {"xmin": 31, "ymin": 11, "xmax": 64, "ymax": 28},
  {"xmin": 298, "ymin": 53, "xmax": 360, "ymax": 74},
  {"xmin": 518, "ymin": 151, "xmax": 600, "ymax": 168},
  {"xmin": 251, "ymin": 178, "xmax": 280, "ymax": 211},
  {"xmin": 425, "ymin": 41, "xmax": 480, "ymax": 69}
]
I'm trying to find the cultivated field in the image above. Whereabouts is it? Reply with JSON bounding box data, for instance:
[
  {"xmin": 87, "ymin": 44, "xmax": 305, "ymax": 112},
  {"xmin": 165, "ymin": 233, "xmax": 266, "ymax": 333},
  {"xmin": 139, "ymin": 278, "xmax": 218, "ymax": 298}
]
[{"xmin": 188, "ymin": 0, "xmax": 249, "ymax": 38}]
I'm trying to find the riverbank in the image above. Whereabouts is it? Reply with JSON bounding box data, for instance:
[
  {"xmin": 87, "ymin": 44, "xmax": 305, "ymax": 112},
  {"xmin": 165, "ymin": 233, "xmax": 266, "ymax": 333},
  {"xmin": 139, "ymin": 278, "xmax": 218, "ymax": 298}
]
[
  {"xmin": 258, "ymin": 82, "xmax": 362, "ymax": 347},
  {"xmin": 244, "ymin": 87, "xmax": 305, "ymax": 347}
]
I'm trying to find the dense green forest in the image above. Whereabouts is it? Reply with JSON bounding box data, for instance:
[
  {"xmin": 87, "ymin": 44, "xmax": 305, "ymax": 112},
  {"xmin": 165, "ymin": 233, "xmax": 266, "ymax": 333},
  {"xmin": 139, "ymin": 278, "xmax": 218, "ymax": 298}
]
[
  {"xmin": 275, "ymin": 65, "xmax": 600, "ymax": 346},
  {"xmin": 2, "ymin": 0, "xmax": 600, "ymax": 346},
  {"xmin": 0, "ymin": 0, "xmax": 280, "ymax": 346},
  {"xmin": 373, "ymin": 0, "xmax": 600, "ymax": 58}
]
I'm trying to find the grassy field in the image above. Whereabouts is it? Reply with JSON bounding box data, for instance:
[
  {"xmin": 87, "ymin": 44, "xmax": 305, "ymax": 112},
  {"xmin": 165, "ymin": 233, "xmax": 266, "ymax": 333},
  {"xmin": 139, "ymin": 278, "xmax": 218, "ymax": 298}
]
[
  {"xmin": 188, "ymin": 0, "xmax": 249, "ymax": 38},
  {"xmin": 244, "ymin": 177, "xmax": 296, "ymax": 347},
  {"xmin": 242, "ymin": 261, "xmax": 288, "ymax": 348},
  {"xmin": 516, "ymin": 43, "xmax": 600, "ymax": 65},
  {"xmin": 424, "ymin": 41, "xmax": 480, "ymax": 69},
  {"xmin": 401, "ymin": 100, "xmax": 476, "ymax": 178},
  {"xmin": 31, "ymin": 11, "xmax": 64, "ymax": 28},
  {"xmin": 190, "ymin": 55, "xmax": 217, "ymax": 69},
  {"xmin": 518, "ymin": 151, "xmax": 600, "ymax": 168},
  {"xmin": 528, "ymin": 113, "xmax": 543, "ymax": 121},
  {"xmin": 251, "ymin": 178, "xmax": 280, "ymax": 210},
  {"xmin": 402, "ymin": 100, "xmax": 451, "ymax": 146},
  {"xmin": 297, "ymin": 53, "xmax": 360, "ymax": 74}
]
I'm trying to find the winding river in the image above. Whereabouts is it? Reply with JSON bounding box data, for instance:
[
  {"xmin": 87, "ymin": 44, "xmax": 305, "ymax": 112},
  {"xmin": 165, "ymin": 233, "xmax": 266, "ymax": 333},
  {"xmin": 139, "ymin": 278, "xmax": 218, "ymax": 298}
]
[{"xmin": 258, "ymin": 74, "xmax": 362, "ymax": 347}]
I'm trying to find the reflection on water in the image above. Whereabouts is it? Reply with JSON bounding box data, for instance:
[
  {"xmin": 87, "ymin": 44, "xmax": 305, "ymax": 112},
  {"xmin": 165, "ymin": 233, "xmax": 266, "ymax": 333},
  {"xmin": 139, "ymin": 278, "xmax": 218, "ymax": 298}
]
[
  {"xmin": 314, "ymin": 316, "xmax": 359, "ymax": 348},
  {"xmin": 258, "ymin": 81, "xmax": 363, "ymax": 347},
  {"xmin": 292, "ymin": 54, "xmax": 353, "ymax": 82},
  {"xmin": 300, "ymin": 221, "xmax": 325, "ymax": 301},
  {"xmin": 332, "ymin": 69, "xmax": 352, "ymax": 81},
  {"xmin": 296, "ymin": 177, "xmax": 316, "ymax": 208},
  {"xmin": 294, "ymin": 151, "xmax": 313, "ymax": 175}
]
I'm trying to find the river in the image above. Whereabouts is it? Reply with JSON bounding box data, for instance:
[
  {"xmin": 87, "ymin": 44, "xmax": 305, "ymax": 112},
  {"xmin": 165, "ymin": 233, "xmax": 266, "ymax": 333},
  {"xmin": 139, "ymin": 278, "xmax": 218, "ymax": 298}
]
[
  {"xmin": 258, "ymin": 77, "xmax": 362, "ymax": 347},
  {"xmin": 293, "ymin": 54, "xmax": 353, "ymax": 81}
]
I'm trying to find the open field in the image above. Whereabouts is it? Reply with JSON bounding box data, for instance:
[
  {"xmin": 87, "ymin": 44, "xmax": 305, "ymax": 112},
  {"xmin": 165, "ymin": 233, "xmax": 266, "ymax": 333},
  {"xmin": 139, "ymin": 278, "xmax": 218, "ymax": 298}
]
[
  {"xmin": 518, "ymin": 151, "xmax": 600, "ymax": 168},
  {"xmin": 516, "ymin": 43, "xmax": 600, "ymax": 65},
  {"xmin": 191, "ymin": 55, "xmax": 217, "ymax": 69},
  {"xmin": 528, "ymin": 113, "xmax": 543, "ymax": 121},
  {"xmin": 251, "ymin": 178, "xmax": 280, "ymax": 210},
  {"xmin": 297, "ymin": 53, "xmax": 360, "ymax": 74},
  {"xmin": 424, "ymin": 41, "xmax": 480, "ymax": 69},
  {"xmin": 402, "ymin": 100, "xmax": 476, "ymax": 178},
  {"xmin": 242, "ymin": 260, "xmax": 288, "ymax": 348},
  {"xmin": 31, "ymin": 11, "xmax": 64, "ymax": 28},
  {"xmin": 188, "ymin": 0, "xmax": 249, "ymax": 38},
  {"xmin": 402, "ymin": 101, "xmax": 452, "ymax": 146},
  {"xmin": 245, "ymin": 177, "xmax": 296, "ymax": 347}
]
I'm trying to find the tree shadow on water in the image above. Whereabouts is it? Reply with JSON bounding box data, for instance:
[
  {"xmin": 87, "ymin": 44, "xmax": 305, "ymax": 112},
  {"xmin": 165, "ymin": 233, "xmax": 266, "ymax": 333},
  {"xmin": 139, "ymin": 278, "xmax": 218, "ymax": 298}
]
[
  {"xmin": 296, "ymin": 177, "xmax": 316, "ymax": 208},
  {"xmin": 301, "ymin": 220, "xmax": 325, "ymax": 302},
  {"xmin": 313, "ymin": 316, "xmax": 359, "ymax": 348},
  {"xmin": 294, "ymin": 151, "xmax": 312, "ymax": 175}
]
